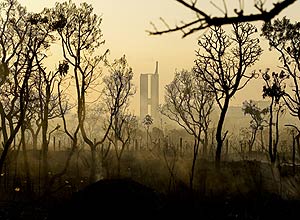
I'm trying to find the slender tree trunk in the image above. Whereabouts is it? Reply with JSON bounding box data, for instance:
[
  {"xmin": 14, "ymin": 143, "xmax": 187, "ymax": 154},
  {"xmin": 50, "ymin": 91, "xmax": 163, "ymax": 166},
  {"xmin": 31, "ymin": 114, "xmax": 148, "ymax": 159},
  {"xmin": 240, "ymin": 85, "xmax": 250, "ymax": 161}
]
[
  {"xmin": 215, "ymin": 97, "xmax": 230, "ymax": 169},
  {"xmin": 28, "ymin": 126, "xmax": 40, "ymax": 151},
  {"xmin": 272, "ymin": 106, "xmax": 281, "ymax": 164},
  {"xmin": 41, "ymin": 85, "xmax": 51, "ymax": 187},
  {"xmin": 190, "ymin": 131, "xmax": 201, "ymax": 191},
  {"xmin": 260, "ymin": 129, "xmax": 264, "ymax": 152},
  {"xmin": 292, "ymin": 135, "xmax": 296, "ymax": 175},
  {"xmin": 43, "ymin": 138, "xmax": 78, "ymax": 196},
  {"xmin": 249, "ymin": 129, "xmax": 258, "ymax": 153},
  {"xmin": 0, "ymin": 131, "xmax": 20, "ymax": 177},
  {"xmin": 203, "ymin": 131, "xmax": 208, "ymax": 157},
  {"xmin": 114, "ymin": 133, "xmax": 122, "ymax": 178},
  {"xmin": 32, "ymin": 133, "xmax": 38, "ymax": 151},
  {"xmin": 89, "ymin": 145, "xmax": 97, "ymax": 183},
  {"xmin": 21, "ymin": 125, "xmax": 31, "ymax": 192},
  {"xmin": 0, "ymin": 64, "xmax": 30, "ymax": 177},
  {"xmin": 117, "ymin": 156, "xmax": 121, "ymax": 178},
  {"xmin": 115, "ymin": 139, "xmax": 121, "ymax": 178},
  {"xmin": 100, "ymin": 142, "xmax": 111, "ymax": 179},
  {"xmin": 0, "ymin": 103, "xmax": 8, "ymax": 146},
  {"xmin": 268, "ymin": 98, "xmax": 274, "ymax": 163},
  {"xmin": 210, "ymin": 129, "xmax": 215, "ymax": 159}
]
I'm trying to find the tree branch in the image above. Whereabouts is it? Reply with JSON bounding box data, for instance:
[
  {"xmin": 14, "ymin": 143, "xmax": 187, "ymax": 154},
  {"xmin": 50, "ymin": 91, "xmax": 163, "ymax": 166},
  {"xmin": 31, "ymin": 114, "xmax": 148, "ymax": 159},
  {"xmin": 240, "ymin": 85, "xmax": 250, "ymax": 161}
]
[{"xmin": 148, "ymin": 0, "xmax": 296, "ymax": 38}]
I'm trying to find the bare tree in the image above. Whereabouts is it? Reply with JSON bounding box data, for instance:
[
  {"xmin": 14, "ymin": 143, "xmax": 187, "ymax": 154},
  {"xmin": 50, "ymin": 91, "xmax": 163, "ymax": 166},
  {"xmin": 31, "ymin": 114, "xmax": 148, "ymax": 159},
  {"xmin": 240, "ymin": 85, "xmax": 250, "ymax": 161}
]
[
  {"xmin": 161, "ymin": 69, "xmax": 214, "ymax": 190},
  {"xmin": 22, "ymin": 9, "xmax": 64, "ymax": 185},
  {"xmin": 34, "ymin": 65, "xmax": 64, "ymax": 185},
  {"xmin": 0, "ymin": 0, "xmax": 51, "ymax": 176},
  {"xmin": 0, "ymin": 0, "xmax": 28, "ymax": 177},
  {"xmin": 148, "ymin": 0, "xmax": 296, "ymax": 38},
  {"xmin": 53, "ymin": 1, "xmax": 109, "ymax": 183},
  {"xmin": 42, "ymin": 62, "xmax": 80, "ymax": 195},
  {"xmin": 107, "ymin": 113, "xmax": 137, "ymax": 177},
  {"xmin": 102, "ymin": 55, "xmax": 136, "ymax": 177},
  {"xmin": 194, "ymin": 23, "xmax": 262, "ymax": 168}
]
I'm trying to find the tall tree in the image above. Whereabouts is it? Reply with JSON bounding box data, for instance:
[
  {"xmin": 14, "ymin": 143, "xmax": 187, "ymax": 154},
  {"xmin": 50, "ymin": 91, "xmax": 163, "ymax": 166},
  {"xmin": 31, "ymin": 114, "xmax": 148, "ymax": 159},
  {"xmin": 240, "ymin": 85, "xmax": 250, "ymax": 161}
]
[
  {"xmin": 34, "ymin": 64, "xmax": 64, "ymax": 185},
  {"xmin": 162, "ymin": 69, "xmax": 214, "ymax": 190},
  {"xmin": 262, "ymin": 69, "xmax": 287, "ymax": 163},
  {"xmin": 194, "ymin": 23, "xmax": 262, "ymax": 168},
  {"xmin": 26, "ymin": 9, "xmax": 63, "ymax": 185},
  {"xmin": 103, "ymin": 55, "xmax": 136, "ymax": 177},
  {"xmin": 262, "ymin": 18, "xmax": 300, "ymax": 124},
  {"xmin": 53, "ymin": 0, "xmax": 108, "ymax": 183},
  {"xmin": 0, "ymin": 0, "xmax": 50, "ymax": 176},
  {"xmin": 261, "ymin": 17, "xmax": 300, "ymax": 163}
]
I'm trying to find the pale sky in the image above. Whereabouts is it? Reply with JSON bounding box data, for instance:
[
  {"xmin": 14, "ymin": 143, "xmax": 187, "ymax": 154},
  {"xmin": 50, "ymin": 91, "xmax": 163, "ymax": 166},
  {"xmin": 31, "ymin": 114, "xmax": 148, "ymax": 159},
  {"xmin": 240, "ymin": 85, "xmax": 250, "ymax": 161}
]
[{"xmin": 18, "ymin": 0, "xmax": 300, "ymax": 115}]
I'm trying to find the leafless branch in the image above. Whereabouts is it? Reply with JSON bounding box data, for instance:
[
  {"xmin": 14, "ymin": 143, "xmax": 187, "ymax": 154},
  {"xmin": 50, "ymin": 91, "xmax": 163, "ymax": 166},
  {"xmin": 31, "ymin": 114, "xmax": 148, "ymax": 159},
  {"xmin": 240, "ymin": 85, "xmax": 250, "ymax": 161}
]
[{"xmin": 148, "ymin": 0, "xmax": 296, "ymax": 38}]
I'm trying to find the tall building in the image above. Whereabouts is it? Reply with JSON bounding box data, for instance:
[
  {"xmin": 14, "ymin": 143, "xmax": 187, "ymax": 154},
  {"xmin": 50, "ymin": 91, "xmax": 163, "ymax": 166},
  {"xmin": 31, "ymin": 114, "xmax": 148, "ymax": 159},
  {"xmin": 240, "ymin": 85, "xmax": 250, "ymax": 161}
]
[{"xmin": 140, "ymin": 62, "xmax": 159, "ymax": 124}]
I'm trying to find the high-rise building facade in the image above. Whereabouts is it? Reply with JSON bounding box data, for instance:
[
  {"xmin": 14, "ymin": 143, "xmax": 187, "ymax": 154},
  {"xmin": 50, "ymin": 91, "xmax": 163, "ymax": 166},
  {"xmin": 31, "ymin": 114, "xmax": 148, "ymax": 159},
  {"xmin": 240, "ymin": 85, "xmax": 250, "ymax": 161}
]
[{"xmin": 140, "ymin": 62, "xmax": 159, "ymax": 123}]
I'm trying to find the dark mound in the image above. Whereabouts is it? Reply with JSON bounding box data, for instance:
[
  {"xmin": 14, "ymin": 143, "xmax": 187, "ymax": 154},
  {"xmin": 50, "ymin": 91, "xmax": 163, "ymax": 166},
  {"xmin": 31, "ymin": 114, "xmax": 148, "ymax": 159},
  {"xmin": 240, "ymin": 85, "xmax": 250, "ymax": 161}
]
[{"xmin": 49, "ymin": 178, "xmax": 164, "ymax": 220}]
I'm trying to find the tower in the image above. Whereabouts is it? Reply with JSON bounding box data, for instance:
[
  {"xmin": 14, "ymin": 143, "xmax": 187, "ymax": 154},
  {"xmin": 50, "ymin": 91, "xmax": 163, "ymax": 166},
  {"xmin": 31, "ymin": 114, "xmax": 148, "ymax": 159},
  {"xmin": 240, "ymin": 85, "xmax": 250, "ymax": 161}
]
[{"xmin": 140, "ymin": 62, "xmax": 159, "ymax": 124}]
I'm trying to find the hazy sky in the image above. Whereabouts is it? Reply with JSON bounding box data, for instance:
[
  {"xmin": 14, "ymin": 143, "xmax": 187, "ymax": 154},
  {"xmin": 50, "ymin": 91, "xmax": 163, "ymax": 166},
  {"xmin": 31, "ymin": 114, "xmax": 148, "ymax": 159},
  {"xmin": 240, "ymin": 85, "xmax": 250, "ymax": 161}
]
[{"xmin": 18, "ymin": 0, "xmax": 300, "ymax": 115}]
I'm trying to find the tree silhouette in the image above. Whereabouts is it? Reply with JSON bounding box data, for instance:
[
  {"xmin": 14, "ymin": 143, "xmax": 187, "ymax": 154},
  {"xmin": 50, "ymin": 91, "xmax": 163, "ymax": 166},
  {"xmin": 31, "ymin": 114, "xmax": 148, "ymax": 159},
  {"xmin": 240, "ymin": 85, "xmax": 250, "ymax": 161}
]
[
  {"xmin": 0, "ymin": 0, "xmax": 28, "ymax": 176},
  {"xmin": 242, "ymin": 100, "xmax": 268, "ymax": 153},
  {"xmin": 262, "ymin": 69, "xmax": 287, "ymax": 163},
  {"xmin": 107, "ymin": 113, "xmax": 137, "ymax": 177},
  {"xmin": 262, "ymin": 17, "xmax": 300, "ymax": 121},
  {"xmin": 0, "ymin": 0, "xmax": 52, "ymax": 176},
  {"xmin": 102, "ymin": 55, "xmax": 136, "ymax": 177},
  {"xmin": 194, "ymin": 23, "xmax": 262, "ymax": 168},
  {"xmin": 34, "ymin": 62, "xmax": 66, "ymax": 188},
  {"xmin": 26, "ymin": 9, "xmax": 64, "ymax": 186},
  {"xmin": 148, "ymin": 0, "xmax": 296, "ymax": 38},
  {"xmin": 142, "ymin": 114, "xmax": 153, "ymax": 150},
  {"xmin": 53, "ymin": 0, "xmax": 108, "ymax": 183},
  {"xmin": 262, "ymin": 17, "xmax": 300, "ymax": 164},
  {"xmin": 162, "ymin": 69, "xmax": 214, "ymax": 189}
]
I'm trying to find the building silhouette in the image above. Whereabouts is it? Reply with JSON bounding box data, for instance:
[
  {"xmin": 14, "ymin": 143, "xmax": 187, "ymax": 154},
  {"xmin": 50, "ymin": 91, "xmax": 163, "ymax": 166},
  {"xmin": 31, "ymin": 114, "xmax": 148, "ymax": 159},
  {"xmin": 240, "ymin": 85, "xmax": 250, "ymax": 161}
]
[{"xmin": 140, "ymin": 62, "xmax": 159, "ymax": 124}]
